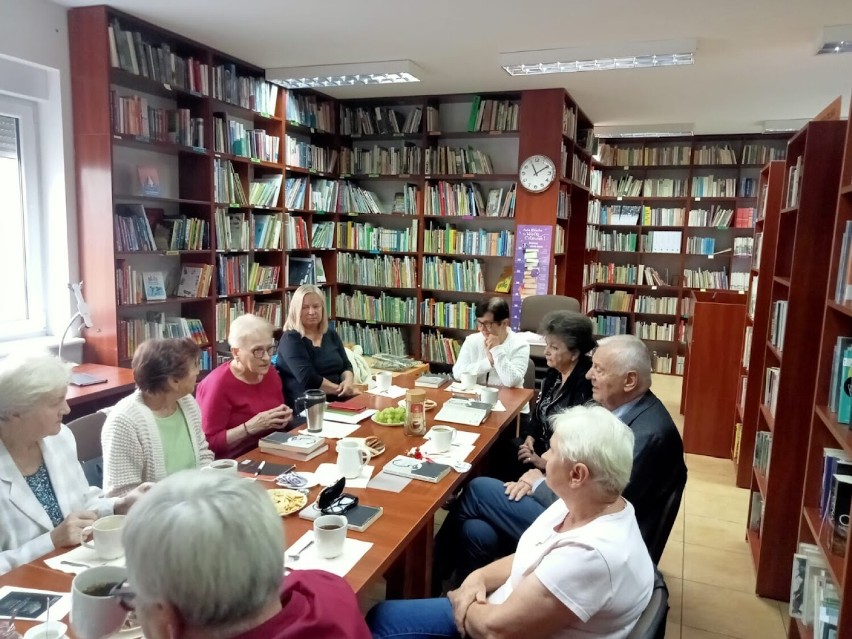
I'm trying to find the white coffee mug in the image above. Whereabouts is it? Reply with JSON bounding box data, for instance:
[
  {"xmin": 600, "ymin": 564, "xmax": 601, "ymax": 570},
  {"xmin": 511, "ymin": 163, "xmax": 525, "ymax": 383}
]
[
  {"xmin": 314, "ymin": 514, "xmax": 348, "ymax": 559},
  {"xmin": 336, "ymin": 439, "xmax": 370, "ymax": 479},
  {"xmin": 479, "ymin": 387, "xmax": 499, "ymax": 406},
  {"xmin": 460, "ymin": 373, "xmax": 477, "ymax": 390},
  {"xmin": 375, "ymin": 371, "xmax": 393, "ymax": 393},
  {"xmin": 202, "ymin": 459, "xmax": 238, "ymax": 474},
  {"xmin": 80, "ymin": 515, "xmax": 126, "ymax": 560},
  {"xmin": 71, "ymin": 565, "xmax": 129, "ymax": 639},
  {"xmin": 430, "ymin": 425, "xmax": 457, "ymax": 453}
]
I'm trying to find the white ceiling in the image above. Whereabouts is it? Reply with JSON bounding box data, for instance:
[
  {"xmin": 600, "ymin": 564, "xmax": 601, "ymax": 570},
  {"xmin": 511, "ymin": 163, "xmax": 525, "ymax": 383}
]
[{"xmin": 54, "ymin": 0, "xmax": 852, "ymax": 133}]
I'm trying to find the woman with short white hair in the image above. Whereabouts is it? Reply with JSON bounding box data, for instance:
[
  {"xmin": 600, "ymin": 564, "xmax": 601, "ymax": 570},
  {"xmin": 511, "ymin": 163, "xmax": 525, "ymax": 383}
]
[
  {"xmin": 369, "ymin": 405, "xmax": 655, "ymax": 639},
  {"xmin": 0, "ymin": 353, "xmax": 148, "ymax": 574},
  {"xmin": 275, "ymin": 285, "xmax": 357, "ymax": 407},
  {"xmin": 118, "ymin": 470, "xmax": 372, "ymax": 639},
  {"xmin": 197, "ymin": 314, "xmax": 293, "ymax": 458}
]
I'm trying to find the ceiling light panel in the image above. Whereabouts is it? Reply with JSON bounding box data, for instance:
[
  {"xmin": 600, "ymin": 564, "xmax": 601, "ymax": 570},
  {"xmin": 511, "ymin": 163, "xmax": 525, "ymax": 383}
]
[
  {"xmin": 817, "ymin": 25, "xmax": 852, "ymax": 54},
  {"xmin": 266, "ymin": 60, "xmax": 422, "ymax": 89}
]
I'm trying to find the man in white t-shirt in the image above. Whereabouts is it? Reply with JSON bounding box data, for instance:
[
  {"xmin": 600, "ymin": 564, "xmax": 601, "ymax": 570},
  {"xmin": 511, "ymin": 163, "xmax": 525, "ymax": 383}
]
[
  {"xmin": 368, "ymin": 405, "xmax": 654, "ymax": 639},
  {"xmin": 452, "ymin": 298, "xmax": 530, "ymax": 388}
]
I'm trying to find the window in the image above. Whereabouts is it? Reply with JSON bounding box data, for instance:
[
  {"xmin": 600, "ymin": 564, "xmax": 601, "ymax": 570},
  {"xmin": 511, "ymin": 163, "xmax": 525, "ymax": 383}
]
[{"xmin": 0, "ymin": 97, "xmax": 45, "ymax": 340}]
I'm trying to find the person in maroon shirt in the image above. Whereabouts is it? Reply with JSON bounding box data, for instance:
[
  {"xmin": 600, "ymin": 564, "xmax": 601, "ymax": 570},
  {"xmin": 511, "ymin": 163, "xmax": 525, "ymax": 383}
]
[
  {"xmin": 119, "ymin": 471, "xmax": 372, "ymax": 639},
  {"xmin": 196, "ymin": 314, "xmax": 293, "ymax": 458}
]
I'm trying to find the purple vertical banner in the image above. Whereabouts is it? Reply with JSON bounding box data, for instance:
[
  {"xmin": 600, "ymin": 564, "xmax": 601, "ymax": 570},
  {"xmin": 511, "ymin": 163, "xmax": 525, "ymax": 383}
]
[{"xmin": 510, "ymin": 224, "xmax": 554, "ymax": 330}]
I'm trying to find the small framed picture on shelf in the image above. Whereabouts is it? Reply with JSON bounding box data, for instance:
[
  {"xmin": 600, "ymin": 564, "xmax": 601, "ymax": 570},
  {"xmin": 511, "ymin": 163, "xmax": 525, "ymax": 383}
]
[
  {"xmin": 137, "ymin": 165, "xmax": 161, "ymax": 196},
  {"xmin": 143, "ymin": 271, "xmax": 167, "ymax": 301}
]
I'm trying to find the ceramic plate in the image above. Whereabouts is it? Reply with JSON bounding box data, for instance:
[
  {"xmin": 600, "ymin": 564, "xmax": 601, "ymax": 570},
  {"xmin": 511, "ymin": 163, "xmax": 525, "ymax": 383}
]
[
  {"xmin": 275, "ymin": 471, "xmax": 318, "ymax": 489},
  {"xmin": 371, "ymin": 415, "xmax": 405, "ymax": 427},
  {"xmin": 267, "ymin": 489, "xmax": 308, "ymax": 516}
]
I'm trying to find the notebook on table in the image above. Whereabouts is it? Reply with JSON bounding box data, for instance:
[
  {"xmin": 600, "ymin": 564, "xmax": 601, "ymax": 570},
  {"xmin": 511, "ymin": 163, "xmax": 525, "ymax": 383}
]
[{"xmin": 381, "ymin": 455, "xmax": 452, "ymax": 483}]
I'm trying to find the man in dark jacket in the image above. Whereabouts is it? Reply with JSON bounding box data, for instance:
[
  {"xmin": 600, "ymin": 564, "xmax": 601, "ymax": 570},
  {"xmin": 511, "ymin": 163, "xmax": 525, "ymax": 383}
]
[{"xmin": 432, "ymin": 334, "xmax": 687, "ymax": 594}]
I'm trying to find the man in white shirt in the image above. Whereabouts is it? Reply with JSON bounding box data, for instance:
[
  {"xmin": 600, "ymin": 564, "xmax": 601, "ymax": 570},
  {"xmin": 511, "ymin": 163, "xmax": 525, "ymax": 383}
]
[{"xmin": 452, "ymin": 298, "xmax": 530, "ymax": 388}]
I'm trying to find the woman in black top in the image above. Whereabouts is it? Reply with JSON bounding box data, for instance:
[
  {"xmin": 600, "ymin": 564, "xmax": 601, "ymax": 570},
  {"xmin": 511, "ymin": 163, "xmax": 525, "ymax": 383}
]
[
  {"xmin": 517, "ymin": 310, "xmax": 596, "ymax": 468},
  {"xmin": 275, "ymin": 285, "xmax": 358, "ymax": 407}
]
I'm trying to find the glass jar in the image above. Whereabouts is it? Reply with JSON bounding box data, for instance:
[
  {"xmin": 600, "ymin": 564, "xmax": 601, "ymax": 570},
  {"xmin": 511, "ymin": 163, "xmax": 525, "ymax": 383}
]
[
  {"xmin": 0, "ymin": 621, "xmax": 22, "ymax": 639},
  {"xmin": 403, "ymin": 389, "xmax": 427, "ymax": 437}
]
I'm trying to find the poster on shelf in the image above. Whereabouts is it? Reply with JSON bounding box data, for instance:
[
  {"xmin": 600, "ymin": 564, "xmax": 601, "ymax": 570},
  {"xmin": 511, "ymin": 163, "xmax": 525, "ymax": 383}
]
[{"xmin": 510, "ymin": 225, "xmax": 553, "ymax": 330}]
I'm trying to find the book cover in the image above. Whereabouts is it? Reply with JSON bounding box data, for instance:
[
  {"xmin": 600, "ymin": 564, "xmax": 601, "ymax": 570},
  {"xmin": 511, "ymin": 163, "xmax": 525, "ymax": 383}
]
[
  {"xmin": 298, "ymin": 503, "xmax": 383, "ymax": 532},
  {"xmin": 287, "ymin": 256, "xmax": 315, "ymax": 286},
  {"xmin": 237, "ymin": 459, "xmax": 295, "ymax": 479},
  {"xmin": 137, "ymin": 165, "xmax": 161, "ymax": 196},
  {"xmin": 414, "ymin": 374, "xmax": 449, "ymax": 388},
  {"xmin": 260, "ymin": 432, "xmax": 325, "ymax": 453},
  {"xmin": 176, "ymin": 264, "xmax": 204, "ymax": 298},
  {"xmin": 327, "ymin": 397, "xmax": 370, "ymax": 412},
  {"xmin": 142, "ymin": 271, "xmax": 167, "ymax": 300},
  {"xmin": 382, "ymin": 455, "xmax": 451, "ymax": 483},
  {"xmin": 259, "ymin": 443, "xmax": 328, "ymax": 462}
]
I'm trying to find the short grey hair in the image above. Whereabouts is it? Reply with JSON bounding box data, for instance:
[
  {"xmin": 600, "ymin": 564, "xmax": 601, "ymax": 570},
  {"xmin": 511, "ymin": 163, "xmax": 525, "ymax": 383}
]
[
  {"xmin": 540, "ymin": 311, "xmax": 597, "ymax": 355},
  {"xmin": 228, "ymin": 314, "xmax": 274, "ymax": 349},
  {"xmin": 597, "ymin": 334, "xmax": 652, "ymax": 389},
  {"xmin": 0, "ymin": 352, "xmax": 70, "ymax": 420},
  {"xmin": 551, "ymin": 404, "xmax": 634, "ymax": 496},
  {"xmin": 123, "ymin": 471, "xmax": 284, "ymax": 631}
]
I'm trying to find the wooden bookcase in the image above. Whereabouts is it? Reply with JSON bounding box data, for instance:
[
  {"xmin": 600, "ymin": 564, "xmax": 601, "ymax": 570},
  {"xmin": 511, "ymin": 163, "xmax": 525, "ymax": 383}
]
[
  {"xmin": 743, "ymin": 120, "xmax": 846, "ymax": 602},
  {"xmin": 734, "ymin": 161, "xmax": 785, "ymax": 488},
  {"xmin": 69, "ymin": 5, "xmax": 290, "ymax": 368},
  {"xmin": 583, "ymin": 134, "xmax": 790, "ymax": 376},
  {"xmin": 681, "ymin": 290, "xmax": 746, "ymax": 457},
  {"xmin": 69, "ymin": 5, "xmax": 590, "ymax": 369},
  {"xmin": 790, "ymin": 108, "xmax": 852, "ymax": 638}
]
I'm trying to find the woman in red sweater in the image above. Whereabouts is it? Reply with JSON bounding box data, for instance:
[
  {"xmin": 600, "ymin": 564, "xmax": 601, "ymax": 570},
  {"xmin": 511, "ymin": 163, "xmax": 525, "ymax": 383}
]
[{"xmin": 197, "ymin": 314, "xmax": 293, "ymax": 458}]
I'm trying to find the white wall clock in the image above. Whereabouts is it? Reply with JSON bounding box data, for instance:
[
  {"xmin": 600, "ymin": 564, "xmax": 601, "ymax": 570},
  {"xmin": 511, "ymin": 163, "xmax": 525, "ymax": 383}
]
[{"xmin": 518, "ymin": 154, "xmax": 556, "ymax": 193}]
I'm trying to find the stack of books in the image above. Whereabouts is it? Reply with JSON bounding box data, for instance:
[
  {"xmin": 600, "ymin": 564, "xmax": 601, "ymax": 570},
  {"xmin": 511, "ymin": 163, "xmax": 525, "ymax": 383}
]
[{"xmin": 258, "ymin": 432, "xmax": 328, "ymax": 461}]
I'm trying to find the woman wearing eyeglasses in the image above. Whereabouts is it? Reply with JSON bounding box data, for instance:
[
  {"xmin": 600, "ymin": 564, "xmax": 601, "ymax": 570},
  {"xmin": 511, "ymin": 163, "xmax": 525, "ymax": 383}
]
[
  {"xmin": 452, "ymin": 298, "xmax": 530, "ymax": 388},
  {"xmin": 197, "ymin": 314, "xmax": 293, "ymax": 458},
  {"xmin": 102, "ymin": 338, "xmax": 214, "ymax": 497},
  {"xmin": 275, "ymin": 285, "xmax": 357, "ymax": 408}
]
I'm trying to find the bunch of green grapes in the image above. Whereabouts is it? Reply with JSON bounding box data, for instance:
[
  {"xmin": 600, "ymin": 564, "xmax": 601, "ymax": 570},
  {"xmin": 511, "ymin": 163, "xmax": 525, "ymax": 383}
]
[{"xmin": 375, "ymin": 407, "xmax": 406, "ymax": 424}]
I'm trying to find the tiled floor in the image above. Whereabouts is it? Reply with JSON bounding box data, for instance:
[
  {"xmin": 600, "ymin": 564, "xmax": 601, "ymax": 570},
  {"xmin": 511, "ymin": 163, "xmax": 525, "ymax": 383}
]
[
  {"xmin": 652, "ymin": 373, "xmax": 789, "ymax": 639},
  {"xmin": 361, "ymin": 374, "xmax": 792, "ymax": 638}
]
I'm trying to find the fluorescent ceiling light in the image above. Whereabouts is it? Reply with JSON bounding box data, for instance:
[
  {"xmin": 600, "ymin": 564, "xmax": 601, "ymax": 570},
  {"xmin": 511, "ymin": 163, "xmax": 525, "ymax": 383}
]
[
  {"xmin": 762, "ymin": 119, "xmax": 809, "ymax": 133},
  {"xmin": 266, "ymin": 60, "xmax": 421, "ymax": 89},
  {"xmin": 817, "ymin": 25, "xmax": 852, "ymax": 54},
  {"xmin": 500, "ymin": 39, "xmax": 696, "ymax": 76},
  {"xmin": 594, "ymin": 123, "xmax": 695, "ymax": 138}
]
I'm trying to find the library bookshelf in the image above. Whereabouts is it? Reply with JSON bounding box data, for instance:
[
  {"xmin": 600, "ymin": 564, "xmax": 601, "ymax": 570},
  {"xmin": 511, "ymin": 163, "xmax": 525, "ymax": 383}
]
[
  {"xmin": 790, "ymin": 103, "xmax": 852, "ymax": 637},
  {"xmin": 734, "ymin": 161, "xmax": 785, "ymax": 488},
  {"xmin": 582, "ymin": 134, "xmax": 790, "ymax": 375},
  {"xmin": 68, "ymin": 6, "xmax": 591, "ymax": 369},
  {"xmin": 741, "ymin": 120, "xmax": 846, "ymax": 602}
]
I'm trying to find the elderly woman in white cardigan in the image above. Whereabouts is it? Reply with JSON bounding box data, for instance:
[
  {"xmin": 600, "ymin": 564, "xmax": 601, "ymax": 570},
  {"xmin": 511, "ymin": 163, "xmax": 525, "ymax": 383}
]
[
  {"xmin": 102, "ymin": 337, "xmax": 213, "ymax": 498},
  {"xmin": 0, "ymin": 353, "xmax": 148, "ymax": 574}
]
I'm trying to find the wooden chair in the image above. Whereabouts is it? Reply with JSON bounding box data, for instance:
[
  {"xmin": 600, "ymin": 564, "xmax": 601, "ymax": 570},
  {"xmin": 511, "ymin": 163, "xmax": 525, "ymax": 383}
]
[{"xmin": 66, "ymin": 410, "xmax": 108, "ymax": 488}]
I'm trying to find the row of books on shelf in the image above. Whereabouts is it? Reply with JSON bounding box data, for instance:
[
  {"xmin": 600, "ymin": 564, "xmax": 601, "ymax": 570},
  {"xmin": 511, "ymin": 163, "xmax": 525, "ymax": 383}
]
[
  {"xmin": 335, "ymin": 291, "xmax": 417, "ymax": 325},
  {"xmin": 570, "ymin": 154, "xmax": 589, "ymax": 186},
  {"xmin": 424, "ymin": 182, "xmax": 516, "ymax": 217},
  {"xmin": 595, "ymin": 142, "xmax": 785, "ymax": 167},
  {"xmin": 421, "ymin": 257, "xmax": 485, "ymax": 292},
  {"xmin": 587, "ymin": 203, "xmax": 684, "ymax": 227},
  {"xmin": 287, "ymin": 94, "xmax": 334, "ymax": 132},
  {"xmin": 832, "ymin": 221, "xmax": 852, "ymax": 305},
  {"xmin": 214, "ymin": 159, "xmax": 248, "ymax": 205},
  {"xmin": 216, "ymin": 255, "xmax": 282, "ymax": 295},
  {"xmin": 339, "ymin": 105, "xmax": 431, "ymax": 136},
  {"xmin": 688, "ymin": 207, "xmax": 755, "ymax": 228},
  {"xmin": 421, "ymin": 330, "xmax": 462, "ymax": 364},
  {"xmin": 214, "ymin": 299, "xmax": 283, "ymax": 341},
  {"xmin": 109, "ymin": 19, "xmax": 279, "ymax": 114},
  {"xmin": 335, "ymin": 322, "xmax": 407, "ymax": 357},
  {"xmin": 827, "ymin": 336, "xmax": 852, "ymax": 425},
  {"xmin": 213, "ymin": 116, "xmax": 280, "ymax": 163},
  {"xmin": 584, "ymin": 262, "xmax": 747, "ymax": 291},
  {"xmin": 634, "ymin": 320, "xmax": 683, "ymax": 342},
  {"xmin": 591, "ymin": 174, "xmax": 759, "ymax": 199},
  {"xmin": 423, "ymin": 225, "xmax": 514, "ymax": 257},
  {"xmin": 215, "ymin": 210, "xmax": 283, "ymax": 251},
  {"xmin": 790, "ymin": 542, "xmax": 838, "ymax": 637},
  {"xmin": 336, "ymin": 253, "xmax": 416, "ymax": 289},
  {"xmin": 341, "ymin": 144, "xmax": 419, "ymax": 175},
  {"xmin": 284, "ymin": 217, "xmax": 334, "ymax": 250},
  {"xmin": 764, "ymin": 366, "xmax": 780, "ymax": 417},
  {"xmin": 732, "ymin": 237, "xmax": 753, "ymax": 256},
  {"xmin": 286, "ymin": 138, "xmax": 339, "ymax": 173},
  {"xmin": 119, "ymin": 313, "xmax": 209, "ymax": 358},
  {"xmin": 248, "ymin": 175, "xmax": 283, "ymax": 208},
  {"xmin": 587, "ymin": 229, "xmax": 694, "ymax": 254},
  {"xmin": 337, "ymin": 220, "xmax": 418, "ymax": 253},
  {"xmin": 286, "ymin": 256, "xmax": 327, "ymax": 287},
  {"xmin": 748, "ymin": 277, "xmax": 759, "ymax": 318},
  {"xmin": 650, "ymin": 352, "xmax": 684, "ymax": 375},
  {"xmin": 111, "ymin": 93, "xmax": 204, "ymax": 148},
  {"xmin": 753, "ymin": 430, "xmax": 772, "ymax": 475},
  {"xmin": 593, "ymin": 314, "xmax": 628, "ymax": 337},
  {"xmin": 287, "ymin": 177, "xmax": 412, "ymax": 215},
  {"xmin": 769, "ymin": 300, "xmax": 788, "ymax": 352},
  {"xmin": 467, "ymin": 97, "xmax": 519, "ymax": 132},
  {"xmin": 115, "ymin": 262, "xmax": 214, "ymax": 304},
  {"xmin": 423, "ymin": 146, "xmax": 495, "ymax": 176},
  {"xmin": 743, "ymin": 325, "xmax": 752, "ymax": 369},
  {"xmin": 583, "ymin": 290, "xmax": 633, "ymax": 313},
  {"xmin": 785, "ymin": 156, "xmax": 804, "ymax": 209},
  {"xmin": 420, "ymin": 299, "xmax": 479, "ymax": 330},
  {"xmin": 738, "ymin": 376, "xmax": 747, "ymax": 413}
]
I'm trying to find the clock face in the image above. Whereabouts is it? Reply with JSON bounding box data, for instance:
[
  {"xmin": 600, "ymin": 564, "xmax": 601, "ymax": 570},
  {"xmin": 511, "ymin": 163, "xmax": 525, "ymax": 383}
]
[{"xmin": 519, "ymin": 155, "xmax": 556, "ymax": 193}]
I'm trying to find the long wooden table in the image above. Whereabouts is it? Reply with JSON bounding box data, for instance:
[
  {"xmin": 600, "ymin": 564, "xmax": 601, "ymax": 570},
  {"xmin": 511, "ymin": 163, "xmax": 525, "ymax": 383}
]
[{"xmin": 2, "ymin": 374, "xmax": 532, "ymax": 634}]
